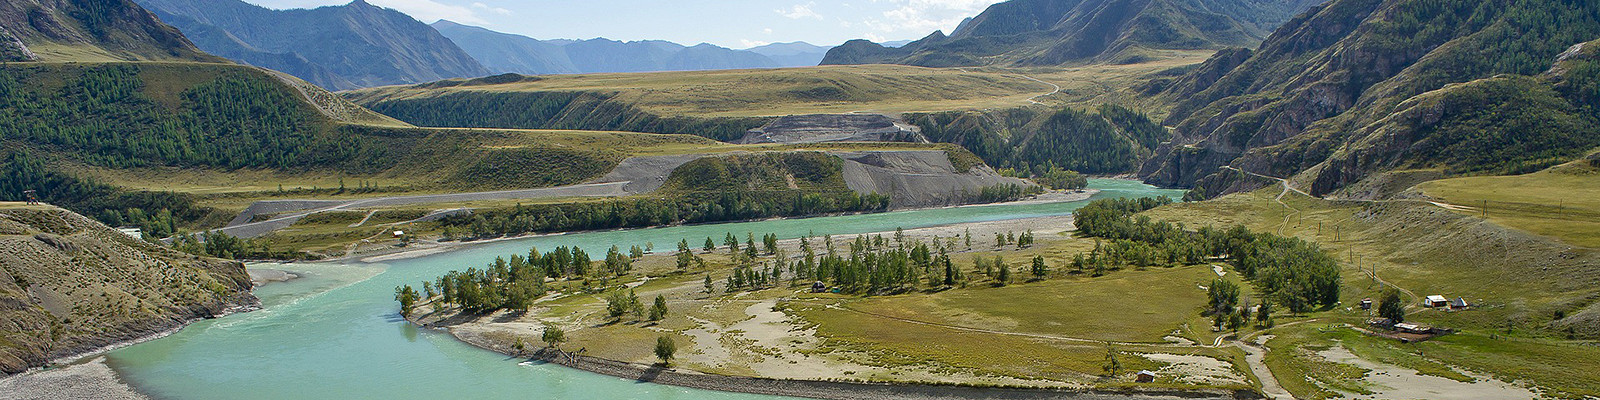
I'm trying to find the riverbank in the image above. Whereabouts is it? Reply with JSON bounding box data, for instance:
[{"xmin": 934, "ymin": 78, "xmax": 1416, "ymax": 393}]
[
  {"xmin": 423, "ymin": 313, "xmax": 1248, "ymax": 400},
  {"xmin": 0, "ymin": 357, "xmax": 147, "ymax": 400},
  {"xmin": 347, "ymin": 188, "xmax": 1099, "ymax": 264},
  {"xmin": 0, "ymin": 296, "xmax": 259, "ymax": 400}
]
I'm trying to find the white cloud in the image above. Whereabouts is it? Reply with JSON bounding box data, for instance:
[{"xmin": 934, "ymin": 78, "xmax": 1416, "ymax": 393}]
[
  {"xmin": 863, "ymin": 0, "xmax": 998, "ymax": 35},
  {"xmin": 740, "ymin": 39, "xmax": 772, "ymax": 48},
  {"xmin": 470, "ymin": 2, "xmax": 512, "ymax": 15},
  {"xmin": 367, "ymin": 0, "xmax": 490, "ymax": 24},
  {"xmin": 776, "ymin": 2, "xmax": 823, "ymax": 20},
  {"xmin": 764, "ymin": 28, "xmax": 774, "ymax": 34}
]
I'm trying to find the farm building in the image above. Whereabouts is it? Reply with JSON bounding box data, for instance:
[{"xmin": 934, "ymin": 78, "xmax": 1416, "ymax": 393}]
[
  {"xmin": 1394, "ymin": 323, "xmax": 1434, "ymax": 335},
  {"xmin": 1449, "ymin": 298, "xmax": 1470, "ymax": 309},
  {"xmin": 1135, "ymin": 370, "xmax": 1156, "ymax": 383},
  {"xmin": 1425, "ymin": 295, "xmax": 1449, "ymax": 308}
]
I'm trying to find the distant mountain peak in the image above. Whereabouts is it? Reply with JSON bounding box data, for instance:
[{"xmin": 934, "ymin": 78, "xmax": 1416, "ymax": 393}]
[
  {"xmin": 134, "ymin": 0, "xmax": 489, "ymax": 90},
  {"xmin": 822, "ymin": 0, "xmax": 1323, "ymax": 67}
]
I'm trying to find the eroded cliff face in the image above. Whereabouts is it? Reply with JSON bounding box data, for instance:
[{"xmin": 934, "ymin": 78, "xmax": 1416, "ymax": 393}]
[
  {"xmin": 834, "ymin": 150, "xmax": 1032, "ymax": 209},
  {"xmin": 0, "ymin": 204, "xmax": 255, "ymax": 375}
]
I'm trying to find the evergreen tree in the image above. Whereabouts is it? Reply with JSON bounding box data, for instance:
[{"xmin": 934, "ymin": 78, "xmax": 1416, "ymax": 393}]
[
  {"xmin": 649, "ymin": 295, "xmax": 669, "ymax": 321},
  {"xmin": 654, "ymin": 336, "xmax": 677, "ymax": 365}
]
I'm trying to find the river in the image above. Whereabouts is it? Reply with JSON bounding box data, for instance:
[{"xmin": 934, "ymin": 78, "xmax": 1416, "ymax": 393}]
[{"xmin": 105, "ymin": 180, "xmax": 1183, "ymax": 399}]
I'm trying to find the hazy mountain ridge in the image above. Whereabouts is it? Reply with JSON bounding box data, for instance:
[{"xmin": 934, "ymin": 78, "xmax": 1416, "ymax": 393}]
[
  {"xmin": 821, "ymin": 0, "xmax": 1323, "ymax": 67},
  {"xmin": 432, "ymin": 21, "xmax": 831, "ymax": 75},
  {"xmin": 132, "ymin": 0, "xmax": 489, "ymax": 90},
  {"xmin": 1138, "ymin": 0, "xmax": 1600, "ymax": 198}
]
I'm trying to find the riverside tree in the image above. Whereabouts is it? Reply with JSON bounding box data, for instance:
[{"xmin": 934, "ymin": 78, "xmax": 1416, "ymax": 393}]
[
  {"xmin": 394, "ymin": 285, "xmax": 420, "ymax": 317},
  {"xmin": 542, "ymin": 323, "xmax": 566, "ymax": 349},
  {"xmin": 654, "ymin": 336, "xmax": 676, "ymax": 366}
]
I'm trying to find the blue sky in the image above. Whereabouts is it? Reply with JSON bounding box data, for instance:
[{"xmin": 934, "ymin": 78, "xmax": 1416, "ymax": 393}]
[{"xmin": 242, "ymin": 0, "xmax": 1002, "ymax": 49}]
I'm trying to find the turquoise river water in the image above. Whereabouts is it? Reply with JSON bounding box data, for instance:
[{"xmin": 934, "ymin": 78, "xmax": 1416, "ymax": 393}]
[{"xmin": 105, "ymin": 180, "xmax": 1183, "ymax": 399}]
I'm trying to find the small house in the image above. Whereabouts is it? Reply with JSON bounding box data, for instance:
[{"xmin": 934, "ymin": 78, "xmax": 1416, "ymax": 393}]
[
  {"xmin": 1425, "ymin": 295, "xmax": 1449, "ymax": 308},
  {"xmin": 1360, "ymin": 298, "xmax": 1373, "ymax": 310},
  {"xmin": 392, "ymin": 230, "xmax": 406, "ymax": 238},
  {"xmin": 810, "ymin": 281, "xmax": 827, "ymax": 293},
  {"xmin": 1135, "ymin": 370, "xmax": 1156, "ymax": 383},
  {"xmin": 1449, "ymin": 298, "xmax": 1470, "ymax": 310},
  {"xmin": 116, "ymin": 227, "xmax": 142, "ymax": 239},
  {"xmin": 1394, "ymin": 322, "xmax": 1433, "ymax": 335}
]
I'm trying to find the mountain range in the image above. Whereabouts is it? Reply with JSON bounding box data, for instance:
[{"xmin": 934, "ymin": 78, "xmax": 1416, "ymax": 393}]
[
  {"xmin": 1139, "ymin": 0, "xmax": 1600, "ymax": 198},
  {"xmin": 131, "ymin": 0, "xmax": 490, "ymax": 90},
  {"xmin": 431, "ymin": 20, "xmax": 830, "ymax": 75},
  {"xmin": 0, "ymin": 0, "xmax": 217, "ymax": 62},
  {"xmin": 821, "ymin": 0, "xmax": 1324, "ymax": 67}
]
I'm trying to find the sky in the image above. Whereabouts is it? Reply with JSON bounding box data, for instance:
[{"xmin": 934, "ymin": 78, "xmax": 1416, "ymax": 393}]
[{"xmin": 241, "ymin": 0, "xmax": 1003, "ymax": 49}]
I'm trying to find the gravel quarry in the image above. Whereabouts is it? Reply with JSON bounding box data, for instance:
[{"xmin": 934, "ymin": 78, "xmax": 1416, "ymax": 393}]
[{"xmin": 735, "ymin": 114, "xmax": 928, "ymax": 144}]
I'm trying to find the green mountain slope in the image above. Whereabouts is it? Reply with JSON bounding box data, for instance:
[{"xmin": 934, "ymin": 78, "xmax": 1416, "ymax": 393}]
[
  {"xmin": 1140, "ymin": 0, "xmax": 1600, "ymax": 198},
  {"xmin": 0, "ymin": 203, "xmax": 253, "ymax": 375},
  {"xmin": 820, "ymin": 0, "xmax": 1321, "ymax": 67},
  {"xmin": 0, "ymin": 0, "xmax": 218, "ymax": 62},
  {"xmin": 130, "ymin": 0, "xmax": 490, "ymax": 90}
]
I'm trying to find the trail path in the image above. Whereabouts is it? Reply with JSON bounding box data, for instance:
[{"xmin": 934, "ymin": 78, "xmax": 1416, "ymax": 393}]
[{"xmin": 1018, "ymin": 74, "xmax": 1062, "ymax": 105}]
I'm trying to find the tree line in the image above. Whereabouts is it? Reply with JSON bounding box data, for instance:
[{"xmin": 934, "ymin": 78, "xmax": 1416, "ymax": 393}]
[
  {"xmin": 1073, "ymin": 197, "xmax": 1341, "ymax": 313},
  {"xmin": 439, "ymin": 190, "xmax": 893, "ymax": 240}
]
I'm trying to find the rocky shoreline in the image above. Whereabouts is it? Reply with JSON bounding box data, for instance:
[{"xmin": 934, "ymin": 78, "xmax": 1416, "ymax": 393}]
[{"xmin": 0, "ymin": 294, "xmax": 260, "ymax": 400}]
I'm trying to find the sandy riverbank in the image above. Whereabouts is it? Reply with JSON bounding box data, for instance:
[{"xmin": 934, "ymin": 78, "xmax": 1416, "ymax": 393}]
[{"xmin": 435, "ymin": 322, "xmax": 1245, "ymax": 400}]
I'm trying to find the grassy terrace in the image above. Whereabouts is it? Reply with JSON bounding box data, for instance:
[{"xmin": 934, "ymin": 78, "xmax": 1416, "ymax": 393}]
[
  {"xmin": 1417, "ymin": 159, "xmax": 1600, "ymax": 248},
  {"xmin": 344, "ymin": 53, "xmax": 1212, "ymax": 119}
]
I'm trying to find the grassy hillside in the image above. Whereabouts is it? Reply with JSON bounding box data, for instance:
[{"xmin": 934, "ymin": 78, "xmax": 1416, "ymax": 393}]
[
  {"xmin": 0, "ymin": 62, "xmax": 719, "ymax": 237},
  {"xmin": 0, "ymin": 203, "xmax": 253, "ymax": 375},
  {"xmin": 1143, "ymin": 0, "xmax": 1600, "ymax": 197}
]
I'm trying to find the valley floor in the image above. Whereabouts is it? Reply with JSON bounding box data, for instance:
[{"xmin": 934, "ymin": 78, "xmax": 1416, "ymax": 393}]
[{"xmin": 409, "ymin": 179, "xmax": 1598, "ymax": 399}]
